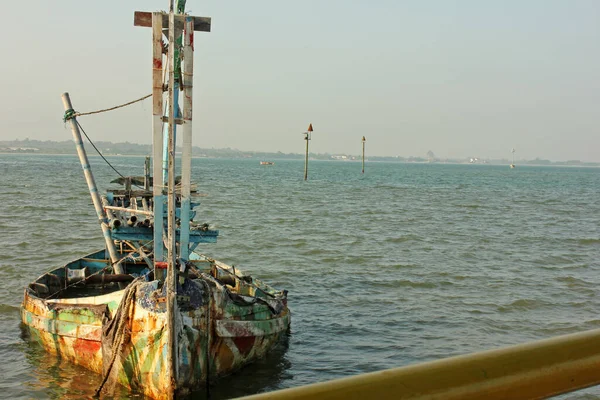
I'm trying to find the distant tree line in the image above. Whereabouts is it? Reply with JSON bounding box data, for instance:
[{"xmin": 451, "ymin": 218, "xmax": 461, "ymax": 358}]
[{"xmin": 1, "ymin": 139, "xmax": 598, "ymax": 166}]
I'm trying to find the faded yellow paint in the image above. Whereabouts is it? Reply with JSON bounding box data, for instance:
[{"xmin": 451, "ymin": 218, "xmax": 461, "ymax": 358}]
[
  {"xmin": 26, "ymin": 325, "xmax": 104, "ymax": 373},
  {"xmin": 239, "ymin": 328, "xmax": 600, "ymax": 400},
  {"xmin": 214, "ymin": 338, "xmax": 236, "ymax": 371}
]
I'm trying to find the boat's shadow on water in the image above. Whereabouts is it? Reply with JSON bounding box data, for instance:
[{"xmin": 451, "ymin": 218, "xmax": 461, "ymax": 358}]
[
  {"xmin": 190, "ymin": 331, "xmax": 293, "ymax": 400},
  {"xmin": 21, "ymin": 323, "xmax": 292, "ymax": 399}
]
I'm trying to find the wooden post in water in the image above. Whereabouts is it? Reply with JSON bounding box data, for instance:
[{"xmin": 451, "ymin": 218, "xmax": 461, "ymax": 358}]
[
  {"xmin": 144, "ymin": 156, "xmax": 151, "ymax": 191},
  {"xmin": 61, "ymin": 93, "xmax": 123, "ymax": 274},
  {"xmin": 361, "ymin": 136, "xmax": 366, "ymax": 174},
  {"xmin": 303, "ymin": 123, "xmax": 313, "ymax": 181}
]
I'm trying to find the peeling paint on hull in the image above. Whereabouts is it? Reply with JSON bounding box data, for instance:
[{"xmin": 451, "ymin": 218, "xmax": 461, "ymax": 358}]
[{"xmin": 21, "ymin": 251, "xmax": 291, "ymax": 399}]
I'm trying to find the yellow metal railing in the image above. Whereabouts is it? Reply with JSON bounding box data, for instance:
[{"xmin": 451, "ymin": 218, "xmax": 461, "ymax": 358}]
[{"xmin": 240, "ymin": 328, "xmax": 600, "ymax": 400}]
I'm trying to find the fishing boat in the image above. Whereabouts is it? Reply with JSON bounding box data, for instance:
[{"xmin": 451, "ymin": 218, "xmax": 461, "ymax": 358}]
[
  {"xmin": 260, "ymin": 161, "xmax": 275, "ymax": 165},
  {"xmin": 20, "ymin": 3, "xmax": 291, "ymax": 399}
]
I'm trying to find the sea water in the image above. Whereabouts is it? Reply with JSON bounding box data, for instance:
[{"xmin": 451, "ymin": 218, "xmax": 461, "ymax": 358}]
[{"xmin": 1, "ymin": 154, "xmax": 599, "ymax": 399}]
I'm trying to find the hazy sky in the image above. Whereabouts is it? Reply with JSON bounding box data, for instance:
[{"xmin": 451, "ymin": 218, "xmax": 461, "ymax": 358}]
[{"xmin": 1, "ymin": 1, "xmax": 599, "ymax": 161}]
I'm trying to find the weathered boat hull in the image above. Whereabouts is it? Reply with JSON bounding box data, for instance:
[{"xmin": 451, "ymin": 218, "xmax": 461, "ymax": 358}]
[
  {"xmin": 21, "ymin": 250, "xmax": 291, "ymax": 399},
  {"xmin": 21, "ymin": 291, "xmax": 116, "ymax": 374}
]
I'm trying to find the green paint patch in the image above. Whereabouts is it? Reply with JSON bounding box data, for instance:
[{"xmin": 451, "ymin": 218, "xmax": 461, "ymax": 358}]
[
  {"xmin": 56, "ymin": 308, "xmax": 101, "ymax": 325},
  {"xmin": 137, "ymin": 330, "xmax": 164, "ymax": 376},
  {"xmin": 223, "ymin": 303, "xmax": 270, "ymax": 317},
  {"xmin": 107, "ymin": 301, "xmax": 119, "ymax": 312}
]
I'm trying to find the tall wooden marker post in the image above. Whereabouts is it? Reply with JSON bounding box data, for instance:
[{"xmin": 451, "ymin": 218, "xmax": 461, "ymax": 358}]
[
  {"xmin": 303, "ymin": 123, "xmax": 313, "ymax": 181},
  {"xmin": 361, "ymin": 136, "xmax": 366, "ymax": 174}
]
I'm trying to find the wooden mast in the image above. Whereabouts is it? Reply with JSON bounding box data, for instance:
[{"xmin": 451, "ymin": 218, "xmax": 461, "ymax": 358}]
[
  {"xmin": 135, "ymin": 4, "xmax": 211, "ymax": 396},
  {"xmin": 179, "ymin": 16, "xmax": 194, "ymax": 261},
  {"xmin": 151, "ymin": 13, "xmax": 165, "ymax": 271},
  {"xmin": 166, "ymin": 10, "xmax": 179, "ymax": 396}
]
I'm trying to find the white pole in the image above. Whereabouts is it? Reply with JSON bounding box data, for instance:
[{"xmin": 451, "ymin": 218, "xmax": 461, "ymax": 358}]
[
  {"xmin": 152, "ymin": 12, "xmax": 165, "ymax": 266},
  {"xmin": 61, "ymin": 93, "xmax": 123, "ymax": 273},
  {"xmin": 103, "ymin": 206, "xmax": 154, "ymax": 217},
  {"xmin": 179, "ymin": 16, "xmax": 194, "ymax": 261}
]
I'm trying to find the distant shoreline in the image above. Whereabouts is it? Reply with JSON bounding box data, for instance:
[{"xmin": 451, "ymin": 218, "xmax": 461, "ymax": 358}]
[
  {"xmin": 1, "ymin": 151, "xmax": 598, "ymax": 168},
  {"xmin": 1, "ymin": 139, "xmax": 598, "ymax": 166}
]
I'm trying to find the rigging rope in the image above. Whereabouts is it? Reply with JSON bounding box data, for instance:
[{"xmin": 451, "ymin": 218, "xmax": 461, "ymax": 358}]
[
  {"xmin": 61, "ymin": 92, "xmax": 154, "ymax": 189},
  {"xmin": 63, "ymin": 93, "xmax": 152, "ymax": 122},
  {"xmin": 73, "ymin": 120, "xmax": 145, "ymax": 190}
]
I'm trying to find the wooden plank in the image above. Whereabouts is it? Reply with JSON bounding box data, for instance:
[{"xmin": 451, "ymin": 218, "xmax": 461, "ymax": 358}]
[
  {"xmin": 134, "ymin": 11, "xmax": 211, "ymax": 32},
  {"xmin": 166, "ymin": 12, "xmax": 179, "ymax": 393},
  {"xmin": 110, "ymin": 190, "xmax": 153, "ymax": 197},
  {"xmin": 161, "ymin": 116, "xmax": 185, "ymax": 125},
  {"xmin": 151, "ymin": 12, "xmax": 165, "ymax": 266},
  {"xmin": 179, "ymin": 17, "xmax": 194, "ymax": 261},
  {"xmin": 110, "ymin": 228, "xmax": 218, "ymax": 243}
]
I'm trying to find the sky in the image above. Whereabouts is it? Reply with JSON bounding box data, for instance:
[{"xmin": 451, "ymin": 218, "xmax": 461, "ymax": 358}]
[{"xmin": 1, "ymin": 0, "xmax": 599, "ymax": 162}]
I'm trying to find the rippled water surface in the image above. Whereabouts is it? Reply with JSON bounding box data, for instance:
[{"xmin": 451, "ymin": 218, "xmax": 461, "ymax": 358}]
[{"xmin": 1, "ymin": 154, "xmax": 600, "ymax": 399}]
